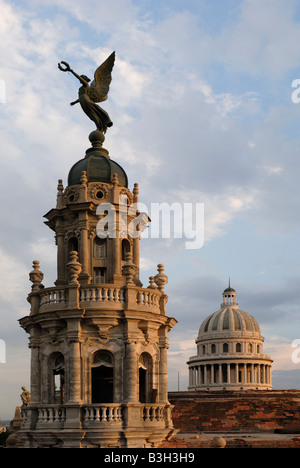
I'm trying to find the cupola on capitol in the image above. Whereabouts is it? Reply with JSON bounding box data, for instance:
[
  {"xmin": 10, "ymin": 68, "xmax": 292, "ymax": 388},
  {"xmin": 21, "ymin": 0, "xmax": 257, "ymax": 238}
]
[{"xmin": 187, "ymin": 284, "xmax": 273, "ymax": 391}]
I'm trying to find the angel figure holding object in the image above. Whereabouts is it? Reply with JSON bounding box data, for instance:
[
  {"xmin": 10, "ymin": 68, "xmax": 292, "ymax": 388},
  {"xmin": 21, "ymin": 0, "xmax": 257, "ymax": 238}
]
[{"xmin": 58, "ymin": 51, "xmax": 115, "ymax": 133}]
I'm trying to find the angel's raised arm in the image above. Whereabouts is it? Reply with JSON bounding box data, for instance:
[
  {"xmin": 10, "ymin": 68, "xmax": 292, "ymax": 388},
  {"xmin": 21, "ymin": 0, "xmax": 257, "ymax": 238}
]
[{"xmin": 58, "ymin": 61, "xmax": 90, "ymax": 87}]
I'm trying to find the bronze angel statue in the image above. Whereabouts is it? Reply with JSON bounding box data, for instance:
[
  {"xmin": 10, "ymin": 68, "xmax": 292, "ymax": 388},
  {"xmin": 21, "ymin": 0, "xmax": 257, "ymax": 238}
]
[{"xmin": 58, "ymin": 51, "xmax": 115, "ymax": 133}]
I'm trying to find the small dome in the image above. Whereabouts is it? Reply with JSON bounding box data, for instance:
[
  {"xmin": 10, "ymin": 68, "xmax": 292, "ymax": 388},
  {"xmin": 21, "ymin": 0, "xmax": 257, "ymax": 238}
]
[
  {"xmin": 68, "ymin": 153, "xmax": 128, "ymax": 187},
  {"xmin": 67, "ymin": 130, "xmax": 128, "ymax": 187}
]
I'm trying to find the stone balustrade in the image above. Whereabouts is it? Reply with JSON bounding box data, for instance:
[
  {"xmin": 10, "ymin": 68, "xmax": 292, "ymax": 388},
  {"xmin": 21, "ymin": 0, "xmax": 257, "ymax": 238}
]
[
  {"xmin": 80, "ymin": 285, "xmax": 124, "ymax": 304},
  {"xmin": 141, "ymin": 404, "xmax": 165, "ymax": 423},
  {"xmin": 21, "ymin": 402, "xmax": 171, "ymax": 432},
  {"xmin": 136, "ymin": 289, "xmax": 160, "ymax": 310},
  {"xmin": 34, "ymin": 283, "xmax": 165, "ymax": 315},
  {"xmin": 83, "ymin": 404, "xmax": 123, "ymax": 424},
  {"xmin": 36, "ymin": 405, "xmax": 66, "ymax": 427},
  {"xmin": 40, "ymin": 288, "xmax": 68, "ymax": 307}
]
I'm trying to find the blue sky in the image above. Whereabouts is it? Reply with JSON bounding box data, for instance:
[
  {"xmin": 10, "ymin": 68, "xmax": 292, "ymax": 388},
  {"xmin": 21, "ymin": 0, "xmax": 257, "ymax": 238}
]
[{"xmin": 1, "ymin": 0, "xmax": 300, "ymax": 418}]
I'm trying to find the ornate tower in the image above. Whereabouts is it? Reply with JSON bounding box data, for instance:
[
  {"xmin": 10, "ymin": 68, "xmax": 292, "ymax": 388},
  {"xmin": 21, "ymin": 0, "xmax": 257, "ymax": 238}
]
[{"xmin": 18, "ymin": 126, "xmax": 177, "ymax": 447}]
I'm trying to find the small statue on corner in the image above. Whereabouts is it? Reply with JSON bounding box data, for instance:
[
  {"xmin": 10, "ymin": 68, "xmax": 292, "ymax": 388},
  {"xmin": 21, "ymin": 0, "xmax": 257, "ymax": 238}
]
[{"xmin": 20, "ymin": 386, "xmax": 31, "ymax": 406}]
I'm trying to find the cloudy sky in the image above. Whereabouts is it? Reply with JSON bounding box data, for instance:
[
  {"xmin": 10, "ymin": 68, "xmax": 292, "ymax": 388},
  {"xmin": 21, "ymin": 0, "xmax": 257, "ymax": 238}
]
[{"xmin": 1, "ymin": 0, "xmax": 300, "ymax": 419}]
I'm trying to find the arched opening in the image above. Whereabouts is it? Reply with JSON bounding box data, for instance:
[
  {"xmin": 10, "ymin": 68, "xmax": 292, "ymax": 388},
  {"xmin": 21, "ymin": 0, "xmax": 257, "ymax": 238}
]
[
  {"xmin": 121, "ymin": 239, "xmax": 131, "ymax": 262},
  {"xmin": 91, "ymin": 351, "xmax": 114, "ymax": 403},
  {"xmin": 68, "ymin": 236, "xmax": 78, "ymax": 254},
  {"xmin": 236, "ymin": 342, "xmax": 242, "ymax": 352},
  {"xmin": 138, "ymin": 353, "xmax": 153, "ymax": 403},
  {"xmin": 49, "ymin": 352, "xmax": 65, "ymax": 404},
  {"xmin": 223, "ymin": 343, "xmax": 229, "ymax": 353},
  {"xmin": 94, "ymin": 237, "xmax": 106, "ymax": 258}
]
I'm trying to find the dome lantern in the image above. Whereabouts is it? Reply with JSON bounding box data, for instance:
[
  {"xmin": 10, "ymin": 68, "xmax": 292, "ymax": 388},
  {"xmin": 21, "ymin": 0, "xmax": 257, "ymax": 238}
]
[{"xmin": 222, "ymin": 279, "xmax": 237, "ymax": 306}]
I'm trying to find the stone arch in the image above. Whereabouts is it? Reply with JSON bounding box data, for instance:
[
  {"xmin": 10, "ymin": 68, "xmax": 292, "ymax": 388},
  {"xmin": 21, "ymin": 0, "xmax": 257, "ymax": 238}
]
[
  {"xmin": 48, "ymin": 352, "xmax": 65, "ymax": 404},
  {"xmin": 121, "ymin": 238, "xmax": 131, "ymax": 262}
]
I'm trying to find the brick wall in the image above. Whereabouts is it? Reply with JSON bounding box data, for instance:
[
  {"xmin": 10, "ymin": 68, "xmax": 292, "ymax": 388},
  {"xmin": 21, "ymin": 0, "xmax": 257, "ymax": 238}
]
[
  {"xmin": 159, "ymin": 437, "xmax": 300, "ymax": 448},
  {"xmin": 168, "ymin": 390, "xmax": 300, "ymax": 433}
]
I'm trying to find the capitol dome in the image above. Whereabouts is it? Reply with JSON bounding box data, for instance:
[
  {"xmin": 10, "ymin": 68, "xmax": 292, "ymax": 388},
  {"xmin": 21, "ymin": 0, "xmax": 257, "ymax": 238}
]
[{"xmin": 187, "ymin": 285, "xmax": 273, "ymax": 391}]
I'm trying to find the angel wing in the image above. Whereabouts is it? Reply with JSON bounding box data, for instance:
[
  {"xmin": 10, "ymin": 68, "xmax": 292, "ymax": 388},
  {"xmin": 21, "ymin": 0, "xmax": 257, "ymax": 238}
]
[{"xmin": 89, "ymin": 51, "xmax": 115, "ymax": 103}]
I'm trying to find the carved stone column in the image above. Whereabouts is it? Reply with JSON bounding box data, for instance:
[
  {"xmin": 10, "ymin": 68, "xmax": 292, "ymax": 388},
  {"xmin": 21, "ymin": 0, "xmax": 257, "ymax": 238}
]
[
  {"xmin": 158, "ymin": 340, "xmax": 169, "ymax": 403},
  {"xmin": 68, "ymin": 340, "xmax": 82, "ymax": 404},
  {"xmin": 124, "ymin": 340, "xmax": 138, "ymax": 402}
]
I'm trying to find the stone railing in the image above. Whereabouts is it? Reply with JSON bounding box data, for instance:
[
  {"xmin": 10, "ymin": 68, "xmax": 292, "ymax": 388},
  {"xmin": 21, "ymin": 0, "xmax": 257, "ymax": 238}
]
[
  {"xmin": 136, "ymin": 289, "xmax": 160, "ymax": 311},
  {"xmin": 141, "ymin": 404, "xmax": 165, "ymax": 423},
  {"xmin": 35, "ymin": 283, "xmax": 165, "ymax": 315},
  {"xmin": 40, "ymin": 287, "xmax": 68, "ymax": 307},
  {"xmin": 83, "ymin": 404, "xmax": 123, "ymax": 425},
  {"xmin": 36, "ymin": 405, "xmax": 66, "ymax": 427},
  {"xmin": 80, "ymin": 285, "xmax": 125, "ymax": 304},
  {"xmin": 189, "ymin": 352, "xmax": 273, "ymax": 362}
]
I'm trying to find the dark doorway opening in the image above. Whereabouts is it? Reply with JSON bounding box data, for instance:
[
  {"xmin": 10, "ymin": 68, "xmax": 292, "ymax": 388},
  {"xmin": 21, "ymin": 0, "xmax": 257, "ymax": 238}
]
[
  {"xmin": 92, "ymin": 365, "xmax": 113, "ymax": 403},
  {"xmin": 139, "ymin": 368, "xmax": 147, "ymax": 403}
]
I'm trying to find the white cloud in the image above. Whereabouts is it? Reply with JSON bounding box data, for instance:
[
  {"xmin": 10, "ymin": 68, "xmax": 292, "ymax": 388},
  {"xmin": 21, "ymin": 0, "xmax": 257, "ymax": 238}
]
[
  {"xmin": 217, "ymin": 0, "xmax": 300, "ymax": 76},
  {"xmin": 264, "ymin": 335, "xmax": 300, "ymax": 371},
  {"xmin": 0, "ymin": 249, "xmax": 28, "ymax": 306},
  {"xmin": 261, "ymin": 165, "xmax": 283, "ymax": 175}
]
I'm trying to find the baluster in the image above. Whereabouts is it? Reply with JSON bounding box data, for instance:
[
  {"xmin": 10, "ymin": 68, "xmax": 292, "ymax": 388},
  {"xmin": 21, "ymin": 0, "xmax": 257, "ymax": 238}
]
[
  {"xmin": 107, "ymin": 406, "xmax": 113, "ymax": 421},
  {"xmin": 91, "ymin": 288, "xmax": 96, "ymax": 301},
  {"xmin": 95, "ymin": 407, "xmax": 100, "ymax": 421},
  {"xmin": 113, "ymin": 289, "xmax": 118, "ymax": 302},
  {"xmin": 108, "ymin": 288, "xmax": 114, "ymax": 301},
  {"xmin": 41, "ymin": 408, "xmax": 46, "ymax": 422},
  {"xmin": 102, "ymin": 288, "xmax": 108, "ymax": 301},
  {"xmin": 119, "ymin": 289, "xmax": 124, "ymax": 302},
  {"xmin": 61, "ymin": 289, "xmax": 66, "ymax": 303},
  {"xmin": 101, "ymin": 406, "xmax": 107, "ymax": 421}
]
